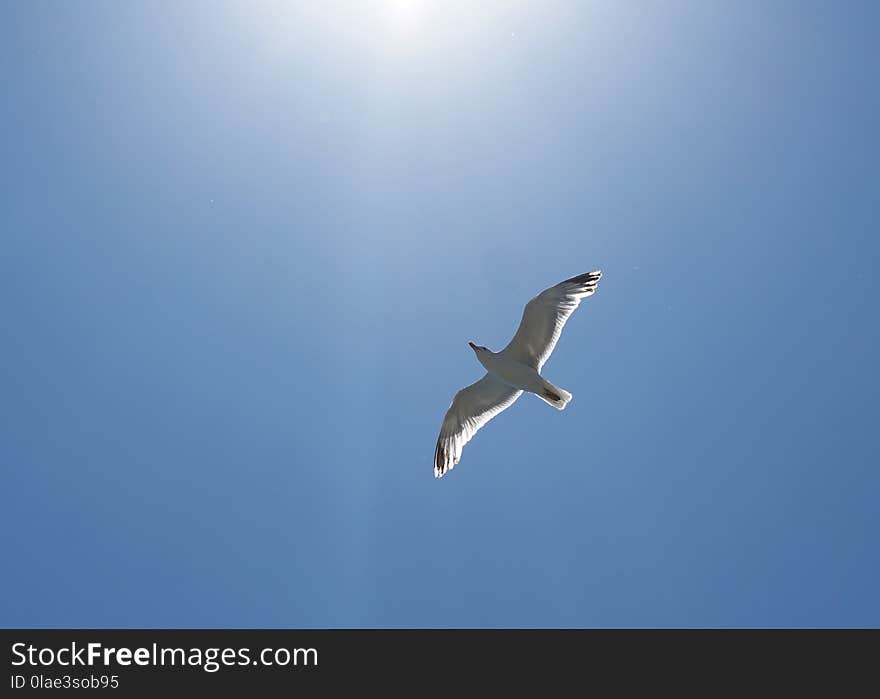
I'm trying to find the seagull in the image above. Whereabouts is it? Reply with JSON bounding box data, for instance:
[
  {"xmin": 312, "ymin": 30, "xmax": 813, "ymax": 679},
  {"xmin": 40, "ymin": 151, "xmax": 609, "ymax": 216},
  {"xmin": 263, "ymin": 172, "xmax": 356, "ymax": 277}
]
[{"xmin": 434, "ymin": 270, "xmax": 602, "ymax": 478}]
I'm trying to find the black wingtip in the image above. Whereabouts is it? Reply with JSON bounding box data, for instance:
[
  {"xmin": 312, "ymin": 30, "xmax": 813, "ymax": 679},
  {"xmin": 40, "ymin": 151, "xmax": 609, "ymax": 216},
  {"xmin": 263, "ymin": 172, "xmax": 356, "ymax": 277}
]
[
  {"xmin": 561, "ymin": 270, "xmax": 602, "ymax": 291},
  {"xmin": 563, "ymin": 270, "xmax": 601, "ymax": 283},
  {"xmin": 434, "ymin": 441, "xmax": 449, "ymax": 479}
]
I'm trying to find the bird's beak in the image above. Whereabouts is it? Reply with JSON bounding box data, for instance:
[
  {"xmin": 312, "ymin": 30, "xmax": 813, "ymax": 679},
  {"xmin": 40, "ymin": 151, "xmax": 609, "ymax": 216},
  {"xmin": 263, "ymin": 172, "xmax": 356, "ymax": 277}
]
[{"xmin": 468, "ymin": 341, "xmax": 477, "ymax": 351}]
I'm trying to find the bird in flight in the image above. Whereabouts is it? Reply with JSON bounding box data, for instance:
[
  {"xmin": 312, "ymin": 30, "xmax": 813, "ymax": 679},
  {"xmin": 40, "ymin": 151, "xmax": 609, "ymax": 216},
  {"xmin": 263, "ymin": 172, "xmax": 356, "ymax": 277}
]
[{"xmin": 434, "ymin": 270, "xmax": 603, "ymax": 478}]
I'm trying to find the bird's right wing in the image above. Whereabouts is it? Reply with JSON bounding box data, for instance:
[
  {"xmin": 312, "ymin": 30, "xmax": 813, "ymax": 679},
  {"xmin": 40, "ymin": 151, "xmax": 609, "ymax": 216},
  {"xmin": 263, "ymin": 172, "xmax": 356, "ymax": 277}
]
[
  {"xmin": 502, "ymin": 270, "xmax": 602, "ymax": 370},
  {"xmin": 434, "ymin": 373, "xmax": 522, "ymax": 478}
]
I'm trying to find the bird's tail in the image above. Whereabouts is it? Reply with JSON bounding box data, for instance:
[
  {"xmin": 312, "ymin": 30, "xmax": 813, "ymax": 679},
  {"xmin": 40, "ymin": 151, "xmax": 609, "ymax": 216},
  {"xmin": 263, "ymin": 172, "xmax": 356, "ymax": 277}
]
[{"xmin": 537, "ymin": 379, "xmax": 572, "ymax": 411}]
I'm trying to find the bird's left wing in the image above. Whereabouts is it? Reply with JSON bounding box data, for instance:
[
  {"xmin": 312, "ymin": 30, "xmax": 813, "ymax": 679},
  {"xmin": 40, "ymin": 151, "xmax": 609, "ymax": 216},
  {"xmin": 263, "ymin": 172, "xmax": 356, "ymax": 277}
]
[
  {"xmin": 434, "ymin": 373, "xmax": 522, "ymax": 478},
  {"xmin": 501, "ymin": 270, "xmax": 602, "ymax": 370}
]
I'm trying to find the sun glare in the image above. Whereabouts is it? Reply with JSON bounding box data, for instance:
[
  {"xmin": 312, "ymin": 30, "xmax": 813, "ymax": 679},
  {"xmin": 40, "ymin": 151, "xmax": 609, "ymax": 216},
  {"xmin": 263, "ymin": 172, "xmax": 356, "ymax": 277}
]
[{"xmin": 382, "ymin": 0, "xmax": 425, "ymax": 44}]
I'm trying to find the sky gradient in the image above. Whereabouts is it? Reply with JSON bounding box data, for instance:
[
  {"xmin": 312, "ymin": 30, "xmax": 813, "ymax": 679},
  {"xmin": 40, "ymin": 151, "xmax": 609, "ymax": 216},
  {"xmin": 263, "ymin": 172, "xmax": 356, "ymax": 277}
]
[{"xmin": 2, "ymin": 1, "xmax": 878, "ymax": 627}]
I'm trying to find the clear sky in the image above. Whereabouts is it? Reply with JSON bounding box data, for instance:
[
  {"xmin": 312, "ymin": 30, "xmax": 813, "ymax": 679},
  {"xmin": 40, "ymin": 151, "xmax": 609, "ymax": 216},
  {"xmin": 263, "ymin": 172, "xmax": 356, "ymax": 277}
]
[{"xmin": 2, "ymin": 1, "xmax": 878, "ymax": 628}]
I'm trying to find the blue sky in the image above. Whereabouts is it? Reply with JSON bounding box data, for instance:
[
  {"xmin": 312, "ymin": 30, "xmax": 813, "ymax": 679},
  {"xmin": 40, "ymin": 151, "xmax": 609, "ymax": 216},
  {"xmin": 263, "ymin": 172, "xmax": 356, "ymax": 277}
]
[{"xmin": 2, "ymin": 1, "xmax": 878, "ymax": 628}]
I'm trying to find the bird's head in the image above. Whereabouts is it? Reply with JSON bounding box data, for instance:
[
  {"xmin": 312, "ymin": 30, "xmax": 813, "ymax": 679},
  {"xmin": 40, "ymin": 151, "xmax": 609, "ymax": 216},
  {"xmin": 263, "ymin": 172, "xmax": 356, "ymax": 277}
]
[{"xmin": 468, "ymin": 341, "xmax": 489, "ymax": 354}]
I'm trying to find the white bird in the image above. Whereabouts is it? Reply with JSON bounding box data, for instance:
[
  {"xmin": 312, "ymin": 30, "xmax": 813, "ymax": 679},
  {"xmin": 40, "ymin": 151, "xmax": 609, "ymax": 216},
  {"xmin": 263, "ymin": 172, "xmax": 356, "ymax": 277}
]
[{"xmin": 434, "ymin": 270, "xmax": 602, "ymax": 478}]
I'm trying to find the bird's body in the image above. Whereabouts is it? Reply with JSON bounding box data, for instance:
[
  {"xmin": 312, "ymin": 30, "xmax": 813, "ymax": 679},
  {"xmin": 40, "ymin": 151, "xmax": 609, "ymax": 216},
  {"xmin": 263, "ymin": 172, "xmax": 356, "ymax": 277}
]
[
  {"xmin": 474, "ymin": 350, "xmax": 570, "ymax": 409},
  {"xmin": 434, "ymin": 270, "xmax": 602, "ymax": 478}
]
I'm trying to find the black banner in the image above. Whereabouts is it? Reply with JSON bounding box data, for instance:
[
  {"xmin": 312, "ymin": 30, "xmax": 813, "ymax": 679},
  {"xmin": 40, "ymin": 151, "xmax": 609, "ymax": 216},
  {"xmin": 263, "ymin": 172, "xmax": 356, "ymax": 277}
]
[{"xmin": 2, "ymin": 629, "xmax": 876, "ymax": 693}]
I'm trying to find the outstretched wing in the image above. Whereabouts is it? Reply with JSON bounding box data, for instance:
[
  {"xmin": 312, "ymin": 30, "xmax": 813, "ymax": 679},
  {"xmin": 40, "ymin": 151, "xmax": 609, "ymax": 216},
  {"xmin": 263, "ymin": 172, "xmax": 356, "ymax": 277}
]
[
  {"xmin": 434, "ymin": 373, "xmax": 522, "ymax": 478},
  {"xmin": 501, "ymin": 270, "xmax": 602, "ymax": 370}
]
